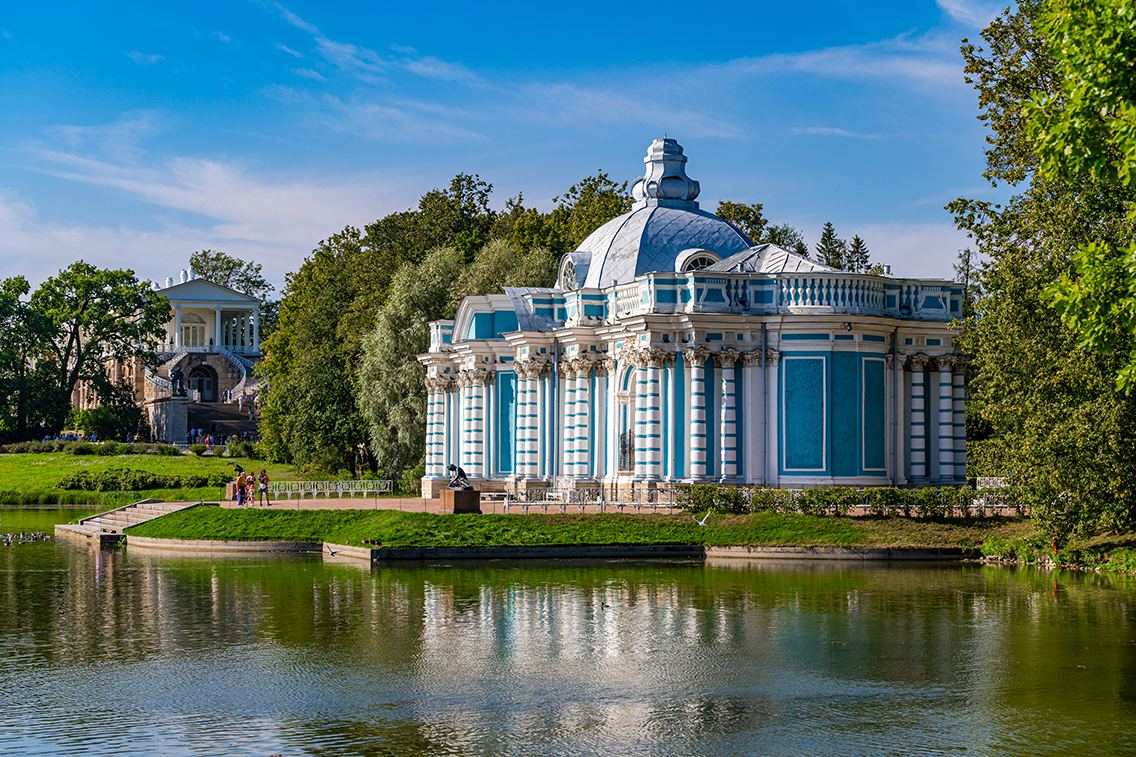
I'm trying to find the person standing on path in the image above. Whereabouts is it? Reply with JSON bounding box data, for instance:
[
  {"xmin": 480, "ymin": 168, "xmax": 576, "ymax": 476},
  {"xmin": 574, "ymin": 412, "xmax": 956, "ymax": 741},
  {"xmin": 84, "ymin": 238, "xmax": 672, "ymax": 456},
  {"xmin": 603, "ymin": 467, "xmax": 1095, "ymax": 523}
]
[
  {"xmin": 257, "ymin": 469, "xmax": 270, "ymax": 506},
  {"xmin": 236, "ymin": 472, "xmax": 247, "ymax": 507}
]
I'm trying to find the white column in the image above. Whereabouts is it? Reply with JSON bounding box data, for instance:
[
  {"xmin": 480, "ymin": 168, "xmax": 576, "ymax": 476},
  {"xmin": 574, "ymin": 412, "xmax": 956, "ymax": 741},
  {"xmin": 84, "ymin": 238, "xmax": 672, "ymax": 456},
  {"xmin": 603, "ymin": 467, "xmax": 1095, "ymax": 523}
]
[
  {"xmin": 575, "ymin": 362, "xmax": 591, "ymax": 478},
  {"xmin": 909, "ymin": 354, "xmax": 929, "ymax": 482},
  {"xmin": 634, "ymin": 358, "xmax": 649, "ymax": 480},
  {"xmin": 645, "ymin": 352, "xmax": 663, "ymax": 480},
  {"xmin": 716, "ymin": 350, "xmax": 740, "ymax": 480},
  {"xmin": 537, "ymin": 369, "xmax": 548, "ymax": 478},
  {"xmin": 460, "ymin": 377, "xmax": 473, "ymax": 473},
  {"xmin": 561, "ymin": 362, "xmax": 576, "ymax": 477},
  {"xmin": 888, "ymin": 354, "xmax": 909, "ymax": 486},
  {"xmin": 246, "ymin": 309, "xmax": 253, "ymax": 349},
  {"xmin": 471, "ymin": 373, "xmax": 486, "ymax": 479},
  {"xmin": 174, "ymin": 305, "xmax": 182, "ymax": 348},
  {"xmin": 953, "ymin": 357, "xmax": 968, "ymax": 484},
  {"xmin": 684, "ymin": 349, "xmax": 708, "ymax": 480},
  {"xmin": 665, "ymin": 356, "xmax": 676, "ymax": 480},
  {"xmin": 252, "ymin": 308, "xmax": 259, "ymax": 353},
  {"xmin": 765, "ymin": 349, "xmax": 780, "ymax": 488},
  {"xmin": 595, "ymin": 362, "xmax": 608, "ymax": 480},
  {"xmin": 214, "ymin": 307, "xmax": 222, "ymax": 348},
  {"xmin": 425, "ymin": 378, "xmax": 446, "ymax": 478},
  {"xmin": 936, "ymin": 356, "xmax": 955, "ymax": 484},
  {"xmin": 742, "ymin": 351, "xmax": 762, "ymax": 484}
]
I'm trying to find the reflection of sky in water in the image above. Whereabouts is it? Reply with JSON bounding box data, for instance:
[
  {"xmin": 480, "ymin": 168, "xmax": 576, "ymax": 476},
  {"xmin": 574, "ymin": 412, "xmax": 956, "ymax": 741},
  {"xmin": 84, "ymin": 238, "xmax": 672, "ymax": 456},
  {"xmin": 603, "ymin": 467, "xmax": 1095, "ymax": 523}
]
[{"xmin": 2, "ymin": 539, "xmax": 1135, "ymax": 756}]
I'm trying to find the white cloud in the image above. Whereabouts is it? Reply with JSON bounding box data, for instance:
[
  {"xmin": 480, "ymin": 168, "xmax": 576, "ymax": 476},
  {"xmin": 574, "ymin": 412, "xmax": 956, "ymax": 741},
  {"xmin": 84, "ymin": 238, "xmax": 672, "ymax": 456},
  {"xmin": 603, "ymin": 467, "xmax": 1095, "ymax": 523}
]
[
  {"xmin": 293, "ymin": 68, "xmax": 325, "ymax": 81},
  {"xmin": 936, "ymin": 0, "xmax": 1004, "ymax": 28},
  {"xmin": 852, "ymin": 222, "xmax": 969, "ymax": 280},
  {"xmin": 274, "ymin": 42, "xmax": 302, "ymax": 58},
  {"xmin": 216, "ymin": 31, "xmax": 230, "ymax": 43},
  {"xmin": 125, "ymin": 51, "xmax": 164, "ymax": 65},
  {"xmin": 792, "ymin": 127, "xmax": 880, "ymax": 139},
  {"xmin": 2, "ymin": 30, "xmax": 11, "ymax": 39},
  {"xmin": 275, "ymin": 3, "xmax": 320, "ymax": 34}
]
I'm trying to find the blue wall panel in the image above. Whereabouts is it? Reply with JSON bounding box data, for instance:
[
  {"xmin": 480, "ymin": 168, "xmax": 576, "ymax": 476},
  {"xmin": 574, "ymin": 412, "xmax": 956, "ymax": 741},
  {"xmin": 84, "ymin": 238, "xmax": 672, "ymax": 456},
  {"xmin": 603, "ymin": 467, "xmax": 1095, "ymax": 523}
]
[
  {"xmin": 831, "ymin": 352, "xmax": 858, "ymax": 477},
  {"xmin": 863, "ymin": 359, "xmax": 886, "ymax": 471},
  {"xmin": 784, "ymin": 357, "xmax": 825, "ymax": 470},
  {"xmin": 497, "ymin": 372, "xmax": 515, "ymax": 473}
]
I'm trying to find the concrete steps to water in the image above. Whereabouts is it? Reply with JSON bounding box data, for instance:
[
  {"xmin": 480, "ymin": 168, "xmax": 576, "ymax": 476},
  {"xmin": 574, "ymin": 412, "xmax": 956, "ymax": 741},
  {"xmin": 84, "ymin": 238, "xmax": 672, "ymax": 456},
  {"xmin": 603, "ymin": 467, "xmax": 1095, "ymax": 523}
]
[{"xmin": 55, "ymin": 499, "xmax": 206, "ymax": 546}]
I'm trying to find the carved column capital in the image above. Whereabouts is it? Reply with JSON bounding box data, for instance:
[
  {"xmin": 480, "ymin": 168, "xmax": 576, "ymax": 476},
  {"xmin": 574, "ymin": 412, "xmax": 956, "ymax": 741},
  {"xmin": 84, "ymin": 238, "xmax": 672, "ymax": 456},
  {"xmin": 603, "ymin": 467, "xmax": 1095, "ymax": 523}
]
[
  {"xmin": 460, "ymin": 367, "xmax": 491, "ymax": 387},
  {"xmin": 741, "ymin": 349, "xmax": 764, "ymax": 367},
  {"xmin": 594, "ymin": 357, "xmax": 615, "ymax": 377},
  {"xmin": 909, "ymin": 353, "xmax": 930, "ymax": 370},
  {"xmin": 764, "ymin": 349, "xmax": 781, "ymax": 365},
  {"xmin": 935, "ymin": 354, "xmax": 956, "ymax": 372},
  {"xmin": 712, "ymin": 348, "xmax": 740, "ymax": 368},
  {"xmin": 683, "ymin": 346, "xmax": 711, "ymax": 367},
  {"xmin": 425, "ymin": 376, "xmax": 453, "ymax": 393}
]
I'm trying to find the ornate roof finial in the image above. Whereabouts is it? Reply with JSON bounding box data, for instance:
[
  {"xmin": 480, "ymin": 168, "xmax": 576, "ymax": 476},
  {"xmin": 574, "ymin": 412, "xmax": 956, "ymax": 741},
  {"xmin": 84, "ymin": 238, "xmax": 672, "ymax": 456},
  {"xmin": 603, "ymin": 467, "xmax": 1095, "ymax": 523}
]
[{"xmin": 631, "ymin": 137, "xmax": 700, "ymax": 208}]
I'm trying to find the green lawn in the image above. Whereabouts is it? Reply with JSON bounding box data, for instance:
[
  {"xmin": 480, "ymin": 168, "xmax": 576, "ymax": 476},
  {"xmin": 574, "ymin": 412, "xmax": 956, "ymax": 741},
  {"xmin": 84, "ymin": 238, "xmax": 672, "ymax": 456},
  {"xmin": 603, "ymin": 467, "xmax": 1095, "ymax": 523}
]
[
  {"xmin": 126, "ymin": 507, "xmax": 1036, "ymax": 550},
  {"xmin": 0, "ymin": 452, "xmax": 296, "ymax": 506}
]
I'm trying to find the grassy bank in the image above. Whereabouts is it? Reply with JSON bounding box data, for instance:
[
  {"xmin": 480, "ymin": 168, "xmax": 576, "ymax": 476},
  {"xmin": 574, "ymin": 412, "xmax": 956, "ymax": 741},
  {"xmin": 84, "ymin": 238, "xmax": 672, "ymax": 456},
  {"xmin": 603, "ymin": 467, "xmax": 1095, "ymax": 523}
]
[
  {"xmin": 0, "ymin": 452, "xmax": 296, "ymax": 506},
  {"xmin": 981, "ymin": 529, "xmax": 1136, "ymax": 573},
  {"xmin": 126, "ymin": 507, "xmax": 1035, "ymax": 550}
]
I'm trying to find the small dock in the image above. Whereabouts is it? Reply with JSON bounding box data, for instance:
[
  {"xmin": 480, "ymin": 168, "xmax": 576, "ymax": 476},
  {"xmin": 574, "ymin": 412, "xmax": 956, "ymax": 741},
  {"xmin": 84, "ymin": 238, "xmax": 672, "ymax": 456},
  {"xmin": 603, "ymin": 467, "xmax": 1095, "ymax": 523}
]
[{"xmin": 55, "ymin": 499, "xmax": 207, "ymax": 546}]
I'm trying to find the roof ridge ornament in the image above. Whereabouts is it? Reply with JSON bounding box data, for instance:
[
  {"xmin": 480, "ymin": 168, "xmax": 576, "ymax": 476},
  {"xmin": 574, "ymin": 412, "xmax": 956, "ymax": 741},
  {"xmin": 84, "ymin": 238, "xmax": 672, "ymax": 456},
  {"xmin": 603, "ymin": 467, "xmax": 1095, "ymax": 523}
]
[{"xmin": 631, "ymin": 137, "xmax": 700, "ymax": 209}]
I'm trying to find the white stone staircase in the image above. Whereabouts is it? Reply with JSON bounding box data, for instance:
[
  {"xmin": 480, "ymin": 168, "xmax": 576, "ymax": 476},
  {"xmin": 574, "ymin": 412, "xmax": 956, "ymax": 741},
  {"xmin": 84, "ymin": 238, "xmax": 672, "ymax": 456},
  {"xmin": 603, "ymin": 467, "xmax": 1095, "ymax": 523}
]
[{"xmin": 55, "ymin": 500, "xmax": 206, "ymax": 546}]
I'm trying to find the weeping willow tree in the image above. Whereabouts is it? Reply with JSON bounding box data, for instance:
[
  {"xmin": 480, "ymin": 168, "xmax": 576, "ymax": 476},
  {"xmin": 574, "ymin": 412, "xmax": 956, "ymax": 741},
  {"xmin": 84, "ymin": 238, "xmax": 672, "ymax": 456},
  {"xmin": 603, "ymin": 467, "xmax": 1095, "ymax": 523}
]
[{"xmin": 356, "ymin": 239, "xmax": 557, "ymax": 477}]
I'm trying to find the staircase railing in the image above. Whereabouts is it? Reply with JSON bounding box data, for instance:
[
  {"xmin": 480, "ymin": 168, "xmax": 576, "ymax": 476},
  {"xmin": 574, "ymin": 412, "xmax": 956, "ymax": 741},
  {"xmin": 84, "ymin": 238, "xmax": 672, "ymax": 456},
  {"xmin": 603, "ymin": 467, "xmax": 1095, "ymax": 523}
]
[{"xmin": 219, "ymin": 346, "xmax": 257, "ymax": 399}]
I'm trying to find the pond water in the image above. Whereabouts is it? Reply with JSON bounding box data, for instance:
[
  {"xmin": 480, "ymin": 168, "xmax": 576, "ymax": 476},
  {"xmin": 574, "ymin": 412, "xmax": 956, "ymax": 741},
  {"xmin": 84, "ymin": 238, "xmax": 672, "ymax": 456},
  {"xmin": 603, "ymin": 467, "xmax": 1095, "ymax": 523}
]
[{"xmin": 2, "ymin": 509, "xmax": 1135, "ymax": 756}]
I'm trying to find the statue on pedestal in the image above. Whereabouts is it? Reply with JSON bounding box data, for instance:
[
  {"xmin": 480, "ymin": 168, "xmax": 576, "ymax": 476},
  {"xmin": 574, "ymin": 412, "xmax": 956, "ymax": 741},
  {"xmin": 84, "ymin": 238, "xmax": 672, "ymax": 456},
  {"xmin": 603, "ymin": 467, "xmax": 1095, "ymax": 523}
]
[
  {"xmin": 447, "ymin": 463, "xmax": 474, "ymax": 491},
  {"xmin": 170, "ymin": 367, "xmax": 186, "ymax": 397}
]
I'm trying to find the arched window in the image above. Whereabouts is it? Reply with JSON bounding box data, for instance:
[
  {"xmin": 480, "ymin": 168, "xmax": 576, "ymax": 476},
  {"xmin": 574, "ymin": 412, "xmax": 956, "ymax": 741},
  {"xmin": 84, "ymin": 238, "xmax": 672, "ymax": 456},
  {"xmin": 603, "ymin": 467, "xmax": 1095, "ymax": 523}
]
[
  {"xmin": 682, "ymin": 254, "xmax": 719, "ymax": 272},
  {"xmin": 181, "ymin": 313, "xmax": 206, "ymax": 347},
  {"xmin": 559, "ymin": 258, "xmax": 577, "ymax": 291}
]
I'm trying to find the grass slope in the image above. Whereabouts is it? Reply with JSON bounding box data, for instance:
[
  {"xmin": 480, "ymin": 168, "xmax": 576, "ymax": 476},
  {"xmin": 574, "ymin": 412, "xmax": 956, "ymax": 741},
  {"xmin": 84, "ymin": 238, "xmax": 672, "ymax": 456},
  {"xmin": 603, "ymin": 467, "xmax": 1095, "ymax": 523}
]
[
  {"xmin": 0, "ymin": 452, "xmax": 295, "ymax": 505},
  {"xmin": 127, "ymin": 507, "xmax": 1035, "ymax": 550}
]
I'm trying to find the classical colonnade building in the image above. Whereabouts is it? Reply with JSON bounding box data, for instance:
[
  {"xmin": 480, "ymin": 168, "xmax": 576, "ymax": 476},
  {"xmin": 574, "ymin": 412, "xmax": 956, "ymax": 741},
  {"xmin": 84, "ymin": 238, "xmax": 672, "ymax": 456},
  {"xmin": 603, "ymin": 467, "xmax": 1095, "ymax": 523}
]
[{"xmin": 418, "ymin": 139, "xmax": 965, "ymax": 496}]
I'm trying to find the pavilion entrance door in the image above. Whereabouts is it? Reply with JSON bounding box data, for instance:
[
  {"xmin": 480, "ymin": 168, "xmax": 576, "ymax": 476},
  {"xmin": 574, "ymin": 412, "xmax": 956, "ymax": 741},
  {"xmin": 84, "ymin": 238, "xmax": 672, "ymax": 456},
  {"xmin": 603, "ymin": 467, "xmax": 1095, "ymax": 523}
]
[{"xmin": 188, "ymin": 367, "xmax": 216, "ymax": 402}]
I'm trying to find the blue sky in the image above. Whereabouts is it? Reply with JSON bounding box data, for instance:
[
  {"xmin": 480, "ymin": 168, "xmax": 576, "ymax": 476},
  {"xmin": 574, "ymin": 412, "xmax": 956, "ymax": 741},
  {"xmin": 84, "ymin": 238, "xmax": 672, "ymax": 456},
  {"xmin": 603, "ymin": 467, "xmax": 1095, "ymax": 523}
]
[{"xmin": 0, "ymin": 0, "xmax": 1011, "ymax": 292}]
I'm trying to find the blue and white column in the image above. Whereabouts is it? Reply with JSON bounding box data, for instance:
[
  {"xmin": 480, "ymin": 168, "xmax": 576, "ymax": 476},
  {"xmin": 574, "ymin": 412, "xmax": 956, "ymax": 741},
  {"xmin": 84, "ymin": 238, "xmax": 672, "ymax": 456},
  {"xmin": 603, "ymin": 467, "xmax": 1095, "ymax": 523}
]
[
  {"xmin": 909, "ymin": 354, "xmax": 929, "ymax": 482},
  {"xmin": 634, "ymin": 354, "xmax": 649, "ymax": 480},
  {"xmin": 715, "ymin": 349, "xmax": 740, "ymax": 480},
  {"xmin": 645, "ymin": 351, "xmax": 664, "ymax": 479},
  {"xmin": 574, "ymin": 360, "xmax": 592, "ymax": 478},
  {"xmin": 936, "ymin": 356, "xmax": 955, "ymax": 485},
  {"xmin": 459, "ymin": 375, "xmax": 473, "ymax": 474},
  {"xmin": 684, "ymin": 348, "xmax": 709, "ymax": 481},
  {"xmin": 952, "ymin": 356, "xmax": 968, "ymax": 484},
  {"xmin": 424, "ymin": 376, "xmax": 448, "ymax": 479},
  {"xmin": 560, "ymin": 361, "xmax": 576, "ymax": 476}
]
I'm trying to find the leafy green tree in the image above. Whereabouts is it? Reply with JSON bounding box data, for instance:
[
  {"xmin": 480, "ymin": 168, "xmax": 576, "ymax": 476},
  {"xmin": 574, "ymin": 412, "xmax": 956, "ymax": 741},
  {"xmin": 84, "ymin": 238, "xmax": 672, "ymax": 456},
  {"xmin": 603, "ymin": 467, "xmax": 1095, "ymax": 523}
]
[
  {"xmin": 715, "ymin": 201, "xmax": 766, "ymax": 242},
  {"xmin": 358, "ymin": 240, "xmax": 558, "ymax": 476},
  {"xmin": 189, "ymin": 250, "xmax": 273, "ymax": 300},
  {"xmin": 844, "ymin": 235, "xmax": 871, "ymax": 273},
  {"xmin": 549, "ymin": 171, "xmax": 632, "ymax": 251},
  {"xmin": 30, "ymin": 262, "xmax": 169, "ymax": 434},
  {"xmin": 257, "ymin": 229, "xmax": 374, "ymax": 474},
  {"xmin": 1021, "ymin": 0, "xmax": 1136, "ymax": 392},
  {"xmin": 763, "ymin": 223, "xmax": 809, "ymax": 256},
  {"xmin": 949, "ymin": 0, "xmax": 1136, "ymax": 539},
  {"xmin": 814, "ymin": 222, "xmax": 847, "ymax": 268},
  {"xmin": 0, "ymin": 277, "xmax": 56, "ymax": 441}
]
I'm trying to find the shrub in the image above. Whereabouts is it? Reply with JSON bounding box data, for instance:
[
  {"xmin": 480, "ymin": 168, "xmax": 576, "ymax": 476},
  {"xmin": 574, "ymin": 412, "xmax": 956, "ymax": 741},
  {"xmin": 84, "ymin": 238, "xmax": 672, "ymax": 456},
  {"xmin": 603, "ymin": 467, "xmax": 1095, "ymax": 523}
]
[
  {"xmin": 228, "ymin": 440, "xmax": 257, "ymax": 459},
  {"xmin": 189, "ymin": 444, "xmax": 207, "ymax": 457},
  {"xmin": 96, "ymin": 441, "xmax": 119, "ymax": 456},
  {"xmin": 57, "ymin": 467, "xmax": 230, "ymax": 491},
  {"xmin": 156, "ymin": 444, "xmax": 181, "ymax": 456},
  {"xmin": 115, "ymin": 443, "xmax": 135, "ymax": 455},
  {"xmin": 69, "ymin": 442, "xmax": 95, "ymax": 456},
  {"xmin": 398, "ymin": 464, "xmax": 426, "ymax": 495}
]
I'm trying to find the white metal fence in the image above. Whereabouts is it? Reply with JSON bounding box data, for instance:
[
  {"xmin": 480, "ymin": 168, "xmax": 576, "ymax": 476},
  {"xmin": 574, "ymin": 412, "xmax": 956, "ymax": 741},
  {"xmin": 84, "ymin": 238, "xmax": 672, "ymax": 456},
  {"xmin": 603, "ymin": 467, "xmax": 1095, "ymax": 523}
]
[
  {"xmin": 503, "ymin": 486, "xmax": 678, "ymax": 515},
  {"xmin": 266, "ymin": 480, "xmax": 395, "ymax": 499}
]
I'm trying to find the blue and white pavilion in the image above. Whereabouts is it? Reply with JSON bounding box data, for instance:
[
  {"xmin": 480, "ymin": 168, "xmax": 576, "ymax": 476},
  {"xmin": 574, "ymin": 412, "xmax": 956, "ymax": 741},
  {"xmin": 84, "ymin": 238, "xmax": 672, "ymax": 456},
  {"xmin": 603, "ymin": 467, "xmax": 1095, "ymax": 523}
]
[{"xmin": 418, "ymin": 139, "xmax": 965, "ymax": 497}]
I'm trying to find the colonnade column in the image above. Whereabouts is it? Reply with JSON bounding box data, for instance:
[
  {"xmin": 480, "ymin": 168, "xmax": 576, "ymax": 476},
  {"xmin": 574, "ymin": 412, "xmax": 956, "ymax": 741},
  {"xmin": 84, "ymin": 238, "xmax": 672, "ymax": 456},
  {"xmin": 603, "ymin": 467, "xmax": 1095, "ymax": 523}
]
[
  {"xmin": 470, "ymin": 369, "xmax": 489, "ymax": 479},
  {"xmin": 666, "ymin": 355, "xmax": 677, "ymax": 480},
  {"xmin": 633, "ymin": 357, "xmax": 649, "ymax": 480},
  {"xmin": 909, "ymin": 354, "xmax": 929, "ymax": 482},
  {"xmin": 952, "ymin": 356, "xmax": 968, "ymax": 484},
  {"xmin": 594, "ymin": 359, "xmax": 611, "ymax": 481},
  {"xmin": 174, "ymin": 305, "xmax": 182, "ymax": 348},
  {"xmin": 683, "ymin": 347, "xmax": 709, "ymax": 481},
  {"xmin": 252, "ymin": 309, "xmax": 259, "ymax": 353},
  {"xmin": 644, "ymin": 351, "xmax": 664, "ymax": 479},
  {"xmin": 459, "ymin": 374, "xmax": 473, "ymax": 474},
  {"xmin": 214, "ymin": 307, "xmax": 222, "ymax": 348},
  {"xmin": 561, "ymin": 362, "xmax": 577, "ymax": 477},
  {"xmin": 936, "ymin": 356, "xmax": 955, "ymax": 484},
  {"xmin": 887, "ymin": 354, "xmax": 909, "ymax": 485},
  {"xmin": 424, "ymin": 377, "xmax": 448, "ymax": 478},
  {"xmin": 515, "ymin": 361, "xmax": 536, "ymax": 479},
  {"xmin": 574, "ymin": 360, "xmax": 592, "ymax": 479},
  {"xmin": 742, "ymin": 350, "xmax": 762, "ymax": 485},
  {"xmin": 715, "ymin": 349, "xmax": 740, "ymax": 480}
]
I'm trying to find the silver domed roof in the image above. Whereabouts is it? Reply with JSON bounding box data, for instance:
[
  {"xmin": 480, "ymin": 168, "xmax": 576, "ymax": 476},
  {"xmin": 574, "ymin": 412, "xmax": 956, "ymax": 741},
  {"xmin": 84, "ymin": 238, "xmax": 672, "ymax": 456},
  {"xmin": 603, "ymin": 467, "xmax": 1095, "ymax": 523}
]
[
  {"xmin": 562, "ymin": 138, "xmax": 755, "ymax": 290},
  {"xmin": 577, "ymin": 205, "xmax": 754, "ymax": 289}
]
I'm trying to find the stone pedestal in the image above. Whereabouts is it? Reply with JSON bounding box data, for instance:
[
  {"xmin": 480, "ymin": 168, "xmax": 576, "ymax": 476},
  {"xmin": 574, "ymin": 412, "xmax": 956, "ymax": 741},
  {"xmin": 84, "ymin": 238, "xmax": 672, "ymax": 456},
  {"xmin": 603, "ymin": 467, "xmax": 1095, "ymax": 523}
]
[
  {"xmin": 441, "ymin": 489, "xmax": 481, "ymax": 514},
  {"xmin": 146, "ymin": 396, "xmax": 188, "ymax": 444}
]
